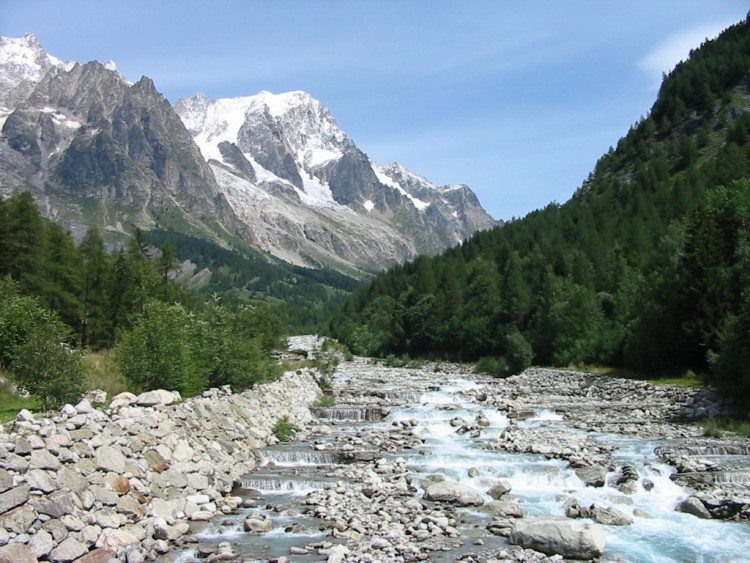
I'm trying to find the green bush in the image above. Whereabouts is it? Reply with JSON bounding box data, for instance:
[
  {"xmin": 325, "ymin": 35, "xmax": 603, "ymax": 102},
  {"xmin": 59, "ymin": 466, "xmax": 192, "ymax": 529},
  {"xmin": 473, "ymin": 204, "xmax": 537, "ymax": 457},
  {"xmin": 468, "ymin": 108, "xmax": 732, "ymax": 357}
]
[
  {"xmin": 116, "ymin": 300, "xmax": 206, "ymax": 396},
  {"xmin": 475, "ymin": 356, "xmax": 509, "ymax": 378},
  {"xmin": 0, "ymin": 281, "xmax": 83, "ymax": 410},
  {"xmin": 273, "ymin": 416, "xmax": 298, "ymax": 442}
]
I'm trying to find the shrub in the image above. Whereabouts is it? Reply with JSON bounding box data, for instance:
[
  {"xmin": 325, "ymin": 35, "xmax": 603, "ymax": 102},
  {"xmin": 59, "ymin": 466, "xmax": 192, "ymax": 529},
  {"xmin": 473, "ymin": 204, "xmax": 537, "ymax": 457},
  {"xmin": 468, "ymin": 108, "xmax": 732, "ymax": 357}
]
[
  {"xmin": 0, "ymin": 283, "xmax": 83, "ymax": 410},
  {"xmin": 475, "ymin": 356, "xmax": 509, "ymax": 378},
  {"xmin": 273, "ymin": 416, "xmax": 298, "ymax": 442}
]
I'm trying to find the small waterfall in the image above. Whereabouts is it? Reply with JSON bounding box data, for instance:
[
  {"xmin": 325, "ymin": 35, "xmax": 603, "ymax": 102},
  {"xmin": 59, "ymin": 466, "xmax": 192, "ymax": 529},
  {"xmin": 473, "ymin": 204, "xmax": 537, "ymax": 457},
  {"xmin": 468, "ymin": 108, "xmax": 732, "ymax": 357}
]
[
  {"xmin": 656, "ymin": 445, "xmax": 750, "ymax": 457},
  {"xmin": 261, "ymin": 449, "xmax": 341, "ymax": 466},
  {"xmin": 311, "ymin": 406, "xmax": 384, "ymax": 422},
  {"xmin": 241, "ymin": 476, "xmax": 326, "ymax": 494}
]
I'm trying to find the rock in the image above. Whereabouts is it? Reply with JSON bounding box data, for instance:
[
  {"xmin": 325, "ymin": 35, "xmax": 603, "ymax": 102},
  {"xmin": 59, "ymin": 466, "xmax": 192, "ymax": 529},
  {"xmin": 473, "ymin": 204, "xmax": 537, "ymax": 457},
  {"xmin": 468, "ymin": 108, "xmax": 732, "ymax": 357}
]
[
  {"xmin": 590, "ymin": 504, "xmax": 634, "ymax": 526},
  {"xmin": 0, "ymin": 543, "xmax": 38, "ymax": 563},
  {"xmin": 28, "ymin": 529, "xmax": 54, "ymax": 558},
  {"xmin": 510, "ymin": 517, "xmax": 606, "ymax": 560},
  {"xmin": 0, "ymin": 469, "xmax": 12, "ymax": 493},
  {"xmin": 95, "ymin": 445, "xmax": 127, "ymax": 474},
  {"xmin": 136, "ymin": 389, "xmax": 178, "ymax": 407},
  {"xmin": 28, "ymin": 449, "xmax": 60, "ymax": 470},
  {"xmin": 244, "ymin": 515, "xmax": 272, "ymax": 534},
  {"xmin": 423, "ymin": 481, "xmax": 484, "ymax": 506},
  {"xmin": 487, "ymin": 480, "xmax": 512, "ymax": 499},
  {"xmin": 574, "ymin": 466, "xmax": 607, "ymax": 488},
  {"xmin": 75, "ymin": 548, "xmax": 120, "ymax": 563},
  {"xmin": 468, "ymin": 467, "xmax": 480, "ymax": 478},
  {"xmin": 96, "ymin": 528, "xmax": 141, "ymax": 551},
  {"xmin": 485, "ymin": 500, "xmax": 523, "ymax": 518},
  {"xmin": 143, "ymin": 449, "xmax": 169, "ymax": 473},
  {"xmin": 676, "ymin": 496, "xmax": 712, "ymax": 519},
  {"xmin": 326, "ymin": 545, "xmax": 350, "ymax": 563},
  {"xmin": 25, "ymin": 468, "xmax": 58, "ymax": 493},
  {"xmin": 0, "ymin": 484, "xmax": 30, "ymax": 513},
  {"xmin": 16, "ymin": 409, "xmax": 35, "ymax": 422},
  {"xmin": 33, "ymin": 490, "xmax": 79, "ymax": 518},
  {"xmin": 0, "ymin": 506, "xmax": 36, "ymax": 534},
  {"xmin": 74, "ymin": 399, "xmax": 95, "ymax": 414},
  {"xmin": 49, "ymin": 537, "xmax": 88, "ymax": 562},
  {"xmin": 109, "ymin": 392, "xmax": 137, "ymax": 409}
]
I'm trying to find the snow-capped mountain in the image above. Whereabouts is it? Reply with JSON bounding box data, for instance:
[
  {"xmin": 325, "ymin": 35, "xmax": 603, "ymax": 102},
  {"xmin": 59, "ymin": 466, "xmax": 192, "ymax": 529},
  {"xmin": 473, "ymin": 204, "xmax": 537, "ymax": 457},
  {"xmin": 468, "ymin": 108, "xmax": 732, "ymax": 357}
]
[
  {"xmin": 0, "ymin": 34, "xmax": 498, "ymax": 276},
  {"xmin": 175, "ymin": 91, "xmax": 499, "ymax": 270}
]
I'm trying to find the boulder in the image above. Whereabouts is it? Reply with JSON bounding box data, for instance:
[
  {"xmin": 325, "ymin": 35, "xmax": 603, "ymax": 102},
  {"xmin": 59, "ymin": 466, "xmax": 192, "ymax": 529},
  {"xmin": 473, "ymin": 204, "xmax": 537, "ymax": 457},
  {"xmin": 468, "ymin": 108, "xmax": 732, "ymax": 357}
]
[
  {"xmin": 108, "ymin": 392, "xmax": 137, "ymax": 409},
  {"xmin": 423, "ymin": 481, "xmax": 484, "ymax": 507},
  {"xmin": 0, "ymin": 484, "xmax": 30, "ymax": 513},
  {"xmin": 136, "ymin": 389, "xmax": 178, "ymax": 407},
  {"xmin": 574, "ymin": 466, "xmax": 607, "ymax": 488},
  {"xmin": 49, "ymin": 537, "xmax": 88, "ymax": 562},
  {"xmin": 0, "ymin": 543, "xmax": 38, "ymax": 563},
  {"xmin": 95, "ymin": 445, "xmax": 127, "ymax": 474},
  {"xmin": 590, "ymin": 504, "xmax": 634, "ymax": 526},
  {"xmin": 487, "ymin": 480, "xmax": 512, "ymax": 499},
  {"xmin": 485, "ymin": 499, "xmax": 523, "ymax": 518},
  {"xmin": 510, "ymin": 516, "xmax": 606, "ymax": 559},
  {"xmin": 676, "ymin": 496, "xmax": 712, "ymax": 519}
]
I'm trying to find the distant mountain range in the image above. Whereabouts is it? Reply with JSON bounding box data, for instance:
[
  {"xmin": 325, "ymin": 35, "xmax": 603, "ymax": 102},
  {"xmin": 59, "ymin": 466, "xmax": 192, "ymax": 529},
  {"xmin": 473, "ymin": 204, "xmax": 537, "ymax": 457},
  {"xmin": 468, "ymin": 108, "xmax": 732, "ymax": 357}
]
[{"xmin": 0, "ymin": 34, "xmax": 499, "ymax": 276}]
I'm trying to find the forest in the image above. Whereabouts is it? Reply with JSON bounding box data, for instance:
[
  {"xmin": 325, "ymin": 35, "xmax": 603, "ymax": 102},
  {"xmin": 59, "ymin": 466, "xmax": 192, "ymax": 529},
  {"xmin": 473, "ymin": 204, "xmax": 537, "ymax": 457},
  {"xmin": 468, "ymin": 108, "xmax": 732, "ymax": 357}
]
[
  {"xmin": 0, "ymin": 191, "xmax": 297, "ymax": 409},
  {"xmin": 332, "ymin": 20, "xmax": 750, "ymax": 404}
]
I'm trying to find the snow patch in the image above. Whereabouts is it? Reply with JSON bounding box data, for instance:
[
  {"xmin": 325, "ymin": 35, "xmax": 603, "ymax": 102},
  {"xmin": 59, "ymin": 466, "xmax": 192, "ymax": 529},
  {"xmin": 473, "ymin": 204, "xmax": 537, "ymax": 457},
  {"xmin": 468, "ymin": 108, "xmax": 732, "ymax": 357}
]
[
  {"xmin": 372, "ymin": 161, "xmax": 431, "ymax": 211},
  {"xmin": 363, "ymin": 200, "xmax": 374, "ymax": 212}
]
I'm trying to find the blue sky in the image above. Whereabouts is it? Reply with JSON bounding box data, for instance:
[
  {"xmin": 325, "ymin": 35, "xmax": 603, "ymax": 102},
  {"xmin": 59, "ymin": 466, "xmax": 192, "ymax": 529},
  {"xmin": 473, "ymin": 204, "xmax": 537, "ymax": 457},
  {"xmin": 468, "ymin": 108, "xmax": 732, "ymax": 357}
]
[{"xmin": 1, "ymin": 1, "xmax": 747, "ymax": 221}]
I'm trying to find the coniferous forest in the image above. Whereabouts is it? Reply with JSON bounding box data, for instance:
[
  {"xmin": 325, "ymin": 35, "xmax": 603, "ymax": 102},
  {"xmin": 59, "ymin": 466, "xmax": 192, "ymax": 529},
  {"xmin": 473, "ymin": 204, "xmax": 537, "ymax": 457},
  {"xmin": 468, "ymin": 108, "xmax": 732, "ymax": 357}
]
[{"xmin": 332, "ymin": 20, "xmax": 750, "ymax": 403}]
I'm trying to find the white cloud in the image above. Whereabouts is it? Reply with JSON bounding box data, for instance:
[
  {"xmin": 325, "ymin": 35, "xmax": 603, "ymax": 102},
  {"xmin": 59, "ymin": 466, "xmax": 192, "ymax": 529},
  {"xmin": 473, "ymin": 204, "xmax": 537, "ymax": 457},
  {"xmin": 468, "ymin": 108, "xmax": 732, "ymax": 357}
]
[{"xmin": 638, "ymin": 23, "xmax": 731, "ymax": 79}]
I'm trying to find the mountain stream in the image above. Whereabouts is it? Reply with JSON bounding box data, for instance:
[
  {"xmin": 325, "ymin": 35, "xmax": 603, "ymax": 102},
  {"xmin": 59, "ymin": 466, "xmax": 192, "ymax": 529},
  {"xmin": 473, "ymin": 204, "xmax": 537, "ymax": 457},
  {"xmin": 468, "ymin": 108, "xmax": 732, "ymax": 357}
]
[{"xmin": 174, "ymin": 359, "xmax": 750, "ymax": 562}]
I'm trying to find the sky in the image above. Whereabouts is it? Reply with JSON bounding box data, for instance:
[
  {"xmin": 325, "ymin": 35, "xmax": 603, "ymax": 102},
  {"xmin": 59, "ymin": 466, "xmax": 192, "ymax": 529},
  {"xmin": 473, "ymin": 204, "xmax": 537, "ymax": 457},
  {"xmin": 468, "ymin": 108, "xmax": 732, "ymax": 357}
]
[{"xmin": 1, "ymin": 1, "xmax": 747, "ymax": 221}]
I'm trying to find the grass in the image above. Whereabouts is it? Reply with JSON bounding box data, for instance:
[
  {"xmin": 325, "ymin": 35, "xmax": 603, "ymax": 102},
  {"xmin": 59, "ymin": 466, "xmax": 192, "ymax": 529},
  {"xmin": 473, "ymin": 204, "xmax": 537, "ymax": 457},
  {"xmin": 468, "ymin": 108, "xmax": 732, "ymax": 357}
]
[
  {"xmin": 272, "ymin": 416, "xmax": 299, "ymax": 442},
  {"xmin": 313, "ymin": 394, "xmax": 336, "ymax": 408},
  {"xmin": 702, "ymin": 417, "xmax": 750, "ymax": 438},
  {"xmin": 579, "ymin": 366, "xmax": 704, "ymax": 388},
  {"xmin": 81, "ymin": 349, "xmax": 129, "ymax": 403},
  {"xmin": 0, "ymin": 371, "xmax": 40, "ymax": 423}
]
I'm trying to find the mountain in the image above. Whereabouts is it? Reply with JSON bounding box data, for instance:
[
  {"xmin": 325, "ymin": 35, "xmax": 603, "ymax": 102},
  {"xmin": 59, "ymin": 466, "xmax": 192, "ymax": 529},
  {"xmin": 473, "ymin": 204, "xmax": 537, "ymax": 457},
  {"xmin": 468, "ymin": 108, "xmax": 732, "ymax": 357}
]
[
  {"xmin": 0, "ymin": 34, "xmax": 498, "ymax": 277},
  {"xmin": 333, "ymin": 17, "xmax": 750, "ymax": 395},
  {"xmin": 174, "ymin": 90, "xmax": 499, "ymax": 273}
]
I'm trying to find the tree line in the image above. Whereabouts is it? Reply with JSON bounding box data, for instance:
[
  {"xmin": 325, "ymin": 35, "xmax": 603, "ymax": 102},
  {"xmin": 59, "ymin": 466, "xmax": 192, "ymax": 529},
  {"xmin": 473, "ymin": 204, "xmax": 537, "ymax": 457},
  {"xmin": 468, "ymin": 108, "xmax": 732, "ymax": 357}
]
[
  {"xmin": 332, "ymin": 19, "xmax": 750, "ymax": 403},
  {"xmin": 0, "ymin": 191, "xmax": 283, "ymax": 408}
]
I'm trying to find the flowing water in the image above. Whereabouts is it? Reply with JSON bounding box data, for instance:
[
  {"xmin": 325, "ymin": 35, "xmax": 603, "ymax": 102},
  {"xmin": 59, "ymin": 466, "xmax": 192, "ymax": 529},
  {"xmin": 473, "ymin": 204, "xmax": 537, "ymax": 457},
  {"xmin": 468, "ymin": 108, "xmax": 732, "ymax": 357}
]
[{"xmin": 177, "ymin": 368, "xmax": 750, "ymax": 562}]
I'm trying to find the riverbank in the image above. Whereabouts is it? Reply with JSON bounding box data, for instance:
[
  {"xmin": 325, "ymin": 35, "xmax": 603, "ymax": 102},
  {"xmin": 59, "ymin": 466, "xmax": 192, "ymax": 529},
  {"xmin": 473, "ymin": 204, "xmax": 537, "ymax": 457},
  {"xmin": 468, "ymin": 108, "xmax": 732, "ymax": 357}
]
[
  {"xmin": 0, "ymin": 369, "xmax": 322, "ymax": 562},
  {"xmin": 185, "ymin": 355, "xmax": 750, "ymax": 562}
]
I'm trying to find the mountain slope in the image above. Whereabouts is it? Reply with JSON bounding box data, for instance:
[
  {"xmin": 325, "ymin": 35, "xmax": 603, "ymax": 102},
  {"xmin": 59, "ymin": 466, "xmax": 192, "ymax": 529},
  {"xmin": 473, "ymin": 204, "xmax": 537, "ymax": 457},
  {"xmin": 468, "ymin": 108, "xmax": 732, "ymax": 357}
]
[
  {"xmin": 0, "ymin": 35, "xmax": 242, "ymax": 245},
  {"xmin": 0, "ymin": 34, "xmax": 498, "ymax": 277},
  {"xmin": 334, "ymin": 18, "xmax": 750, "ymax": 388},
  {"xmin": 174, "ymin": 90, "xmax": 499, "ymax": 272}
]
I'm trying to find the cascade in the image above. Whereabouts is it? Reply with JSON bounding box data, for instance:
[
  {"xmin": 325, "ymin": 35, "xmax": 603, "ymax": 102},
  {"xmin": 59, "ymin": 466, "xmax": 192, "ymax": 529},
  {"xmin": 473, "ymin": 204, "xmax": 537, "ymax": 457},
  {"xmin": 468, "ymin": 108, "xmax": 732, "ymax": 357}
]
[{"xmin": 175, "ymin": 360, "xmax": 750, "ymax": 563}]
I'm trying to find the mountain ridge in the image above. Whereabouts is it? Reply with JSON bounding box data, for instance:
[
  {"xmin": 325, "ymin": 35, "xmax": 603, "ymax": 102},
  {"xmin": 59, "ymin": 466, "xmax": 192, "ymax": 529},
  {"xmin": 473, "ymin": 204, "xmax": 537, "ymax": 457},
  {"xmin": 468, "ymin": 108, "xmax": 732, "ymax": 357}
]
[{"xmin": 0, "ymin": 33, "xmax": 499, "ymax": 276}]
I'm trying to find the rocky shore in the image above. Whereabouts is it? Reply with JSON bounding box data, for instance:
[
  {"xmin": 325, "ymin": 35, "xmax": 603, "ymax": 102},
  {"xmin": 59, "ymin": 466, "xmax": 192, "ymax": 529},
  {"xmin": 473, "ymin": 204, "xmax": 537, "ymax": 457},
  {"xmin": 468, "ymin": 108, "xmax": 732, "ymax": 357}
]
[
  {"xmin": 2, "ymin": 344, "xmax": 749, "ymax": 562},
  {"xmin": 0, "ymin": 370, "xmax": 321, "ymax": 562}
]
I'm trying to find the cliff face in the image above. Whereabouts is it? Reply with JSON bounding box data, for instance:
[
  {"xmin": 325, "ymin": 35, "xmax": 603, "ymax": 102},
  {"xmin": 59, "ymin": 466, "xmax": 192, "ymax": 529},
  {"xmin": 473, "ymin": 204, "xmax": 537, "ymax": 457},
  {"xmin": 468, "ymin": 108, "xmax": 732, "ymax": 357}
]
[{"xmin": 1, "ymin": 34, "xmax": 499, "ymax": 276}]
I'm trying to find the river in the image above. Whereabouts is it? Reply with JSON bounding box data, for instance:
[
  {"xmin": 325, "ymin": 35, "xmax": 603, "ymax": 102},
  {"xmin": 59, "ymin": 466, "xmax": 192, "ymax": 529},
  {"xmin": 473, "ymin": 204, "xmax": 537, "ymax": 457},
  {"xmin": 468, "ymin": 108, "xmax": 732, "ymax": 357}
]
[{"xmin": 175, "ymin": 357, "xmax": 750, "ymax": 562}]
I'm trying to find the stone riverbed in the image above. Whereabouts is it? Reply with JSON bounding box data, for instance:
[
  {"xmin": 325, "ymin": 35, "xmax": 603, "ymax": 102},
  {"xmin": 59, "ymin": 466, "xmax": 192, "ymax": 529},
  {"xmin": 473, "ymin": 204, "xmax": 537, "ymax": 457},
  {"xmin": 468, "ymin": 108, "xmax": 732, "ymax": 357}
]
[{"xmin": 174, "ymin": 342, "xmax": 750, "ymax": 562}]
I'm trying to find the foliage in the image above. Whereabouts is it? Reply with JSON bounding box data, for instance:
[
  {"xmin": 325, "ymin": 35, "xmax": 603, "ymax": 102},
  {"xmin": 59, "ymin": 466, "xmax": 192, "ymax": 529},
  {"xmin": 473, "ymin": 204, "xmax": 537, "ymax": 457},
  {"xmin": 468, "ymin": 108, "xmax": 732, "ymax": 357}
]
[
  {"xmin": 312, "ymin": 339, "xmax": 343, "ymax": 378},
  {"xmin": 474, "ymin": 356, "xmax": 509, "ymax": 378},
  {"xmin": 81, "ymin": 350, "xmax": 129, "ymax": 400},
  {"xmin": 313, "ymin": 394, "xmax": 336, "ymax": 407},
  {"xmin": 0, "ymin": 278, "xmax": 84, "ymax": 410},
  {"xmin": 0, "ymin": 375, "xmax": 40, "ymax": 423},
  {"xmin": 116, "ymin": 300, "xmax": 206, "ymax": 396},
  {"xmin": 272, "ymin": 416, "xmax": 298, "ymax": 442},
  {"xmin": 332, "ymin": 19, "xmax": 750, "ymax": 405}
]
